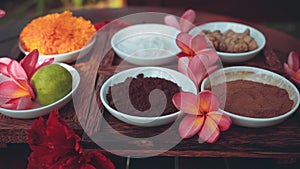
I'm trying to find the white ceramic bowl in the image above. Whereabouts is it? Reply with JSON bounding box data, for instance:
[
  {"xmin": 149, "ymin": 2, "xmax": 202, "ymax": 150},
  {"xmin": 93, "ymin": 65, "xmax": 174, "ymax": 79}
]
[
  {"xmin": 111, "ymin": 23, "xmax": 181, "ymax": 66},
  {"xmin": 201, "ymin": 66, "xmax": 300, "ymax": 127},
  {"xmin": 18, "ymin": 37, "xmax": 95, "ymax": 63},
  {"xmin": 190, "ymin": 22, "xmax": 266, "ymax": 63},
  {"xmin": 100, "ymin": 67, "xmax": 197, "ymax": 127},
  {"xmin": 0, "ymin": 63, "xmax": 80, "ymax": 119}
]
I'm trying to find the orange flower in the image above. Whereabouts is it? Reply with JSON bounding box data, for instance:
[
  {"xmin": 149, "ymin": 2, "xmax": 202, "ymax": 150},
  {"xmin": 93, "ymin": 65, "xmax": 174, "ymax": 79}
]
[
  {"xmin": 20, "ymin": 11, "xmax": 96, "ymax": 55},
  {"xmin": 172, "ymin": 91, "xmax": 231, "ymax": 143}
]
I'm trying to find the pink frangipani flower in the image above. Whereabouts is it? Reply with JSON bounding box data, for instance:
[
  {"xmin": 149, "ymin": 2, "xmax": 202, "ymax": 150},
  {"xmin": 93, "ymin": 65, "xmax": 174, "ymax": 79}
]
[
  {"xmin": 164, "ymin": 9, "xmax": 196, "ymax": 32},
  {"xmin": 172, "ymin": 90, "xmax": 232, "ymax": 143},
  {"xmin": 284, "ymin": 51, "xmax": 300, "ymax": 85},
  {"xmin": 176, "ymin": 32, "xmax": 219, "ymax": 59},
  {"xmin": 0, "ymin": 49, "xmax": 54, "ymax": 110},
  {"xmin": 176, "ymin": 32, "xmax": 219, "ymax": 87}
]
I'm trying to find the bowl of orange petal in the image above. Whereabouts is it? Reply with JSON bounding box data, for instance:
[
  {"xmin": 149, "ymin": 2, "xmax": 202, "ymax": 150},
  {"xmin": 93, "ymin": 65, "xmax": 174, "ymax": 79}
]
[{"xmin": 18, "ymin": 11, "xmax": 96, "ymax": 63}]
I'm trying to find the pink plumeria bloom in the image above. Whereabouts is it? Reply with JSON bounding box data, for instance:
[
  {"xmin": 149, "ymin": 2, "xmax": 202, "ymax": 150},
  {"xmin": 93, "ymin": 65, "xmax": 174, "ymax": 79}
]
[
  {"xmin": 0, "ymin": 9, "xmax": 5, "ymax": 18},
  {"xmin": 172, "ymin": 90, "xmax": 232, "ymax": 143},
  {"xmin": 0, "ymin": 49, "xmax": 53, "ymax": 110},
  {"xmin": 176, "ymin": 32, "xmax": 219, "ymax": 59},
  {"xmin": 176, "ymin": 32, "xmax": 219, "ymax": 87},
  {"xmin": 283, "ymin": 51, "xmax": 300, "ymax": 85},
  {"xmin": 164, "ymin": 9, "xmax": 196, "ymax": 32}
]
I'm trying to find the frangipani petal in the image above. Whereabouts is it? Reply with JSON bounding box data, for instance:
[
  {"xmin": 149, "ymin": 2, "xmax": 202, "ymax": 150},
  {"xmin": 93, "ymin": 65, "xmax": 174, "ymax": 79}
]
[
  {"xmin": 198, "ymin": 90, "xmax": 220, "ymax": 113},
  {"xmin": 197, "ymin": 49, "xmax": 220, "ymax": 66},
  {"xmin": 20, "ymin": 49, "xmax": 39, "ymax": 79},
  {"xmin": 191, "ymin": 34, "xmax": 207, "ymax": 52},
  {"xmin": 20, "ymin": 49, "xmax": 54, "ymax": 79},
  {"xmin": 187, "ymin": 55, "xmax": 210, "ymax": 87},
  {"xmin": 287, "ymin": 51, "xmax": 299, "ymax": 72},
  {"xmin": 187, "ymin": 55, "xmax": 208, "ymax": 87},
  {"xmin": 7, "ymin": 60, "xmax": 28, "ymax": 82},
  {"xmin": 164, "ymin": 15, "xmax": 180, "ymax": 30},
  {"xmin": 15, "ymin": 96, "xmax": 33, "ymax": 110},
  {"xmin": 208, "ymin": 111, "xmax": 232, "ymax": 131},
  {"xmin": 0, "ymin": 73, "xmax": 11, "ymax": 84},
  {"xmin": 179, "ymin": 115, "xmax": 204, "ymax": 138},
  {"xmin": 172, "ymin": 92, "xmax": 199, "ymax": 115},
  {"xmin": 0, "ymin": 94, "xmax": 33, "ymax": 110},
  {"xmin": 7, "ymin": 61, "xmax": 35, "ymax": 98},
  {"xmin": 0, "ymin": 81, "xmax": 30, "ymax": 99},
  {"xmin": 35, "ymin": 58, "xmax": 54, "ymax": 71},
  {"xmin": 0, "ymin": 57, "xmax": 12, "ymax": 76},
  {"xmin": 198, "ymin": 116, "xmax": 220, "ymax": 143},
  {"xmin": 176, "ymin": 33, "xmax": 195, "ymax": 56},
  {"xmin": 284, "ymin": 63, "xmax": 296, "ymax": 76},
  {"xmin": 291, "ymin": 70, "xmax": 300, "ymax": 83},
  {"xmin": 178, "ymin": 57, "xmax": 190, "ymax": 76},
  {"xmin": 179, "ymin": 9, "xmax": 196, "ymax": 32}
]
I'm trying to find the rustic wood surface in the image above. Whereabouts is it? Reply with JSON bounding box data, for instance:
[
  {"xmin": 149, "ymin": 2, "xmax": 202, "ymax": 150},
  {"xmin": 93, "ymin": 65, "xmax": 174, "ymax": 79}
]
[{"xmin": 1, "ymin": 7, "xmax": 300, "ymax": 159}]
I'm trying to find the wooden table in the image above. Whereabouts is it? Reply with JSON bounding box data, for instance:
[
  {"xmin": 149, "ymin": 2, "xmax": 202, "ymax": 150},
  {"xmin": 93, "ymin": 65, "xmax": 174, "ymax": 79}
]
[{"xmin": 1, "ymin": 7, "xmax": 300, "ymax": 162}]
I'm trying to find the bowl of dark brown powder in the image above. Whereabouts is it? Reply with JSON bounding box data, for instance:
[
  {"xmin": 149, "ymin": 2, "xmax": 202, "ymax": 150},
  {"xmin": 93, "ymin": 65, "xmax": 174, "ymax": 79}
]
[
  {"xmin": 100, "ymin": 67, "xmax": 197, "ymax": 127},
  {"xmin": 201, "ymin": 66, "xmax": 300, "ymax": 127}
]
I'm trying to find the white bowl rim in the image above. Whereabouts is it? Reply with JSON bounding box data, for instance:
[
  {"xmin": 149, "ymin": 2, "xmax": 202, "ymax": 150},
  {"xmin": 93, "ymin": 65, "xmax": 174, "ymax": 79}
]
[
  {"xmin": 190, "ymin": 21, "xmax": 266, "ymax": 56},
  {"xmin": 0, "ymin": 62, "xmax": 80, "ymax": 114},
  {"xmin": 100, "ymin": 66, "xmax": 197, "ymax": 120},
  {"xmin": 18, "ymin": 35, "xmax": 96, "ymax": 57},
  {"xmin": 201, "ymin": 66, "xmax": 300, "ymax": 122},
  {"xmin": 111, "ymin": 23, "xmax": 180, "ymax": 61}
]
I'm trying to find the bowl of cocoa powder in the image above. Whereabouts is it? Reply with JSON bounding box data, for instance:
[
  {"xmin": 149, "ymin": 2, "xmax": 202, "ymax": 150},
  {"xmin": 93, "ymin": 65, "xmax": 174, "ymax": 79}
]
[
  {"xmin": 201, "ymin": 66, "xmax": 300, "ymax": 127},
  {"xmin": 100, "ymin": 67, "xmax": 197, "ymax": 127},
  {"xmin": 190, "ymin": 22, "xmax": 266, "ymax": 63}
]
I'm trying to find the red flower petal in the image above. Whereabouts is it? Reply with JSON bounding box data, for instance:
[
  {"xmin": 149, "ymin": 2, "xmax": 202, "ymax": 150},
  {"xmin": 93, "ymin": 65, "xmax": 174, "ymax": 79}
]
[
  {"xmin": 83, "ymin": 151, "xmax": 115, "ymax": 169},
  {"xmin": 27, "ymin": 110, "xmax": 115, "ymax": 169}
]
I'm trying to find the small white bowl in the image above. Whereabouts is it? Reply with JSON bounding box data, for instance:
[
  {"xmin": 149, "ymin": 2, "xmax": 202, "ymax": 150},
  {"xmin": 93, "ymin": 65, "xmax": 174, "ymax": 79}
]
[
  {"xmin": 111, "ymin": 23, "xmax": 181, "ymax": 66},
  {"xmin": 100, "ymin": 67, "xmax": 197, "ymax": 127},
  {"xmin": 18, "ymin": 37, "xmax": 95, "ymax": 63},
  {"xmin": 0, "ymin": 63, "xmax": 80, "ymax": 119},
  {"xmin": 190, "ymin": 22, "xmax": 266, "ymax": 63},
  {"xmin": 201, "ymin": 66, "xmax": 300, "ymax": 127}
]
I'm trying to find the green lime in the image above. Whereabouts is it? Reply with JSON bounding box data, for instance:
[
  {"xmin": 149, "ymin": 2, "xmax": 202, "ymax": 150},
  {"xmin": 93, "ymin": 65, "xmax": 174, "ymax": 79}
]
[{"xmin": 30, "ymin": 64, "xmax": 72, "ymax": 106}]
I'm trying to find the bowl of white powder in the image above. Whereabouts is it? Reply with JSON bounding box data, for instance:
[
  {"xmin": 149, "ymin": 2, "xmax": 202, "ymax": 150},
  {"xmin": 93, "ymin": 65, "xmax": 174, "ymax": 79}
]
[{"xmin": 111, "ymin": 23, "xmax": 181, "ymax": 66}]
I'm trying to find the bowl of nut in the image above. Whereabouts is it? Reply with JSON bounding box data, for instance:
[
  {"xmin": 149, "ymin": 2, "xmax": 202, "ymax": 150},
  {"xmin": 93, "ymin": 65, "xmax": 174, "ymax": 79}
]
[{"xmin": 189, "ymin": 22, "xmax": 266, "ymax": 63}]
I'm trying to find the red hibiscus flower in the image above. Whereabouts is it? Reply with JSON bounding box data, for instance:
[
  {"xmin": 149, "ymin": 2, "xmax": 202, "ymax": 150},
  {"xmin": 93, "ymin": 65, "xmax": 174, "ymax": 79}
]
[{"xmin": 27, "ymin": 110, "xmax": 115, "ymax": 169}]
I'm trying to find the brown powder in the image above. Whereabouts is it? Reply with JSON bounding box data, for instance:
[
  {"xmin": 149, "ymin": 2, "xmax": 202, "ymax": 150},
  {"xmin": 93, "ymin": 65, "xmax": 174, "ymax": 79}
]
[
  {"xmin": 106, "ymin": 74, "xmax": 181, "ymax": 117},
  {"xmin": 211, "ymin": 80, "xmax": 294, "ymax": 118}
]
